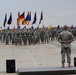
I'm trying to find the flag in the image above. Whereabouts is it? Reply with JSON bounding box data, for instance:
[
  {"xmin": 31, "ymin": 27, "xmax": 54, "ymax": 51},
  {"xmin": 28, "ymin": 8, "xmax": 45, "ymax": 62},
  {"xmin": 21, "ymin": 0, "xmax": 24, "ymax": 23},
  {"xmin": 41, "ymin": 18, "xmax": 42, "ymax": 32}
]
[
  {"xmin": 39, "ymin": 12, "xmax": 43, "ymax": 24},
  {"xmin": 16, "ymin": 25, "xmax": 20, "ymax": 30},
  {"xmin": 31, "ymin": 26, "xmax": 34, "ymax": 29},
  {"xmin": 22, "ymin": 12, "xmax": 31, "ymax": 25},
  {"xmin": 7, "ymin": 26, "xmax": 10, "ymax": 30},
  {"xmin": 3, "ymin": 13, "xmax": 7, "ymax": 27},
  {"xmin": 19, "ymin": 12, "xmax": 25, "ymax": 22},
  {"xmin": 71, "ymin": 25, "xmax": 74, "ymax": 29},
  {"xmin": 22, "ymin": 26, "xmax": 26, "ymax": 30},
  {"xmin": 22, "ymin": 12, "xmax": 29, "ymax": 25},
  {"xmin": 57, "ymin": 24, "xmax": 60, "ymax": 30},
  {"xmin": 32, "ymin": 12, "xmax": 37, "ymax": 24},
  {"xmin": 7, "ymin": 13, "xmax": 12, "ymax": 25}
]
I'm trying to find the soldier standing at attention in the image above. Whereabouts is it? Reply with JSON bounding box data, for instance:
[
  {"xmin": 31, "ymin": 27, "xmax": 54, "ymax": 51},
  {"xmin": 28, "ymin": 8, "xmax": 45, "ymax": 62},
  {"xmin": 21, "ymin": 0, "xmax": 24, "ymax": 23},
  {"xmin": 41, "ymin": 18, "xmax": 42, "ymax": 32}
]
[{"xmin": 58, "ymin": 25, "xmax": 74, "ymax": 68}]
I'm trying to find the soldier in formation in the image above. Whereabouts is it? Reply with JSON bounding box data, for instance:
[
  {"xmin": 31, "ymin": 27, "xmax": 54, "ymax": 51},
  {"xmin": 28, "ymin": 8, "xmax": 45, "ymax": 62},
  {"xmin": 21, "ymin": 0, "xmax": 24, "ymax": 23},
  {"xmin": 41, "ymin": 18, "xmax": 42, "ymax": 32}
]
[{"xmin": 0, "ymin": 26, "xmax": 76, "ymax": 46}]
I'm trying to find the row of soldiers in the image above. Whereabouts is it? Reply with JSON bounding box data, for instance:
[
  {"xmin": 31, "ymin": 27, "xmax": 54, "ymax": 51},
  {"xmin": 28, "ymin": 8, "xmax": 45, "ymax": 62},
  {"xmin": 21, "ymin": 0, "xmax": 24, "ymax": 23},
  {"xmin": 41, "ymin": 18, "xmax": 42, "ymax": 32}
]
[{"xmin": 0, "ymin": 27, "xmax": 76, "ymax": 45}]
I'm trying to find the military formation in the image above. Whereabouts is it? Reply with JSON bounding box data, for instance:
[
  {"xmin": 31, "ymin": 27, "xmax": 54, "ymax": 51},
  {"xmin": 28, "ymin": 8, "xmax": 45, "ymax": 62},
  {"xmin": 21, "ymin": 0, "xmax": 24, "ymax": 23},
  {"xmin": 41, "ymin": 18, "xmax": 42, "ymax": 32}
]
[{"xmin": 0, "ymin": 26, "xmax": 76, "ymax": 46}]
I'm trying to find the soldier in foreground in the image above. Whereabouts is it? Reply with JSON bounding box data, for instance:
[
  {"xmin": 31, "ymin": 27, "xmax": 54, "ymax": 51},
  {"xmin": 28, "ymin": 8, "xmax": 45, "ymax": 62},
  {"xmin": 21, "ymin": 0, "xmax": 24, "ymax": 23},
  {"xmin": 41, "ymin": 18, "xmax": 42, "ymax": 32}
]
[{"xmin": 58, "ymin": 25, "xmax": 74, "ymax": 68}]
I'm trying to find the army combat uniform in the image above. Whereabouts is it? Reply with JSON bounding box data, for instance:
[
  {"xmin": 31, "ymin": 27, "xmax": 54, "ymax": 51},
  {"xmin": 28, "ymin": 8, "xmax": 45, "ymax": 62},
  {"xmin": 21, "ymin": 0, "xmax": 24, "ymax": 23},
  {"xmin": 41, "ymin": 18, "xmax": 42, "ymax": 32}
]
[
  {"xmin": 58, "ymin": 25, "xmax": 74, "ymax": 67},
  {"xmin": 5, "ymin": 31, "xmax": 9, "ymax": 45}
]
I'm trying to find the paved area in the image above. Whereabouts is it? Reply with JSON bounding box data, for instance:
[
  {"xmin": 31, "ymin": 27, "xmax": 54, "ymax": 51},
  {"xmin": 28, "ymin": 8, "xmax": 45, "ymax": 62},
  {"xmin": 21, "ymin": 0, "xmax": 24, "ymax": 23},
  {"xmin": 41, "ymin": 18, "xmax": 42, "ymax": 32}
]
[{"xmin": 0, "ymin": 41, "xmax": 76, "ymax": 75}]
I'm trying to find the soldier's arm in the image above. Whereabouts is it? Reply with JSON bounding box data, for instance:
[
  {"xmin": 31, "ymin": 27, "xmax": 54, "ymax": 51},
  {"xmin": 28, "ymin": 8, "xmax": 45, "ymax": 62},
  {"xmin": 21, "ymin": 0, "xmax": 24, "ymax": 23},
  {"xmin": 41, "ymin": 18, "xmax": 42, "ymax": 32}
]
[
  {"xmin": 68, "ymin": 34, "xmax": 74, "ymax": 43},
  {"xmin": 57, "ymin": 34, "xmax": 64, "ymax": 43}
]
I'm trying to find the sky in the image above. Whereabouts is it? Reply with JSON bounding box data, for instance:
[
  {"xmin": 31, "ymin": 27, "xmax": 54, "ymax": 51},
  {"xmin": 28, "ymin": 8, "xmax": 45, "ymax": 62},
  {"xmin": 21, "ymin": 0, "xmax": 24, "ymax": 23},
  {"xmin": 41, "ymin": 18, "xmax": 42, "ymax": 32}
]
[{"xmin": 0, "ymin": 0, "xmax": 76, "ymax": 29}]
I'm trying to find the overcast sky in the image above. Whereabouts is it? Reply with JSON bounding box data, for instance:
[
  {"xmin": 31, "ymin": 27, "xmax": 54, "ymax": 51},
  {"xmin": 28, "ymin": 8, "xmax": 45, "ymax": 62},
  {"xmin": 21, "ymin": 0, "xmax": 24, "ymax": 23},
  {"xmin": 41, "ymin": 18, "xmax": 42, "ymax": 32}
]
[{"xmin": 0, "ymin": 0, "xmax": 76, "ymax": 28}]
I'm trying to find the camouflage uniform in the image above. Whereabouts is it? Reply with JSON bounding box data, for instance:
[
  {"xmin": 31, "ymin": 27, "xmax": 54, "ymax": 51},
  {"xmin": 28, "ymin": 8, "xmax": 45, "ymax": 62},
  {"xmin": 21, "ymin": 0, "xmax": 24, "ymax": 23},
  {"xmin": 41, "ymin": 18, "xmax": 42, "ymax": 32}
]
[
  {"xmin": 11, "ymin": 31, "xmax": 15, "ymax": 44},
  {"xmin": 0, "ymin": 30, "xmax": 3, "ymax": 42},
  {"xmin": 44, "ymin": 28, "xmax": 49, "ymax": 43},
  {"xmin": 31, "ymin": 29, "xmax": 36, "ymax": 45},
  {"xmin": 22, "ymin": 30, "xmax": 27, "ymax": 45},
  {"xmin": 2, "ymin": 30, "xmax": 6, "ymax": 43},
  {"xmin": 51, "ymin": 29, "xmax": 55, "ymax": 41},
  {"xmin": 5, "ymin": 30, "xmax": 9, "ymax": 45},
  {"xmin": 36, "ymin": 29, "xmax": 40, "ymax": 44},
  {"xmin": 27, "ymin": 29, "xmax": 32, "ymax": 45},
  {"xmin": 15, "ymin": 30, "xmax": 22, "ymax": 46},
  {"xmin": 58, "ymin": 26, "xmax": 74, "ymax": 64},
  {"xmin": 40, "ymin": 29, "xmax": 45, "ymax": 43}
]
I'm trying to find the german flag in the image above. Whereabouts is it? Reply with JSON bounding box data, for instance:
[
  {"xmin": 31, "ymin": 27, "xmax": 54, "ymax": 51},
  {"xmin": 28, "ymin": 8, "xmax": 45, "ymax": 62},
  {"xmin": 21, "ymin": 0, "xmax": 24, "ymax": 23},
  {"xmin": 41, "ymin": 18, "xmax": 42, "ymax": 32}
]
[
  {"xmin": 22, "ymin": 12, "xmax": 31, "ymax": 25},
  {"xmin": 19, "ymin": 12, "xmax": 25, "ymax": 22}
]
